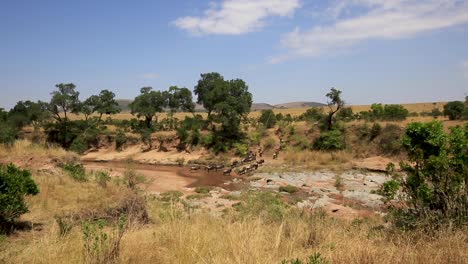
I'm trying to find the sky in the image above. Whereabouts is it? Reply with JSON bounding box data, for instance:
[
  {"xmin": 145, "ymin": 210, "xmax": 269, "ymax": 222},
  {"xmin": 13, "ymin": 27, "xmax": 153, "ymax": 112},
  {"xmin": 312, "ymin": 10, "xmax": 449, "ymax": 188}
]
[{"xmin": 1, "ymin": 0, "xmax": 468, "ymax": 109}]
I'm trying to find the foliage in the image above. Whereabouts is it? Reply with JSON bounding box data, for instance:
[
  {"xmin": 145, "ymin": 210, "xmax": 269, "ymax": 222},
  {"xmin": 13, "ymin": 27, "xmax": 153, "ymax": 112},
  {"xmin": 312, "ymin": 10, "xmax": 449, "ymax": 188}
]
[
  {"xmin": 94, "ymin": 171, "xmax": 112, "ymax": 188},
  {"xmin": 391, "ymin": 121, "xmax": 468, "ymax": 229},
  {"xmin": 377, "ymin": 179, "xmax": 400, "ymax": 202},
  {"xmin": 378, "ymin": 124, "xmax": 402, "ymax": 155},
  {"xmin": 82, "ymin": 90, "xmax": 120, "ymax": 121},
  {"xmin": 115, "ymin": 130, "xmax": 127, "ymax": 151},
  {"xmin": 0, "ymin": 164, "xmax": 39, "ymax": 224},
  {"xmin": 281, "ymin": 253, "xmax": 328, "ymax": 264},
  {"xmin": 233, "ymin": 142, "xmax": 249, "ymax": 156},
  {"xmin": 63, "ymin": 162, "xmax": 88, "ymax": 182},
  {"xmin": 49, "ymin": 83, "xmax": 81, "ymax": 122},
  {"xmin": 325, "ymin": 88, "xmax": 345, "ymax": 130},
  {"xmin": 166, "ymin": 86, "xmax": 195, "ymax": 114},
  {"xmin": 194, "ymin": 73, "xmax": 253, "ymax": 150},
  {"xmin": 194, "ymin": 186, "xmax": 213, "ymax": 194},
  {"xmin": 258, "ymin": 109, "xmax": 277, "ymax": 128},
  {"xmin": 129, "ymin": 87, "xmax": 166, "ymax": 128},
  {"xmin": 0, "ymin": 121, "xmax": 17, "ymax": 146},
  {"xmin": 313, "ymin": 130, "xmax": 346, "ymax": 151},
  {"xmin": 234, "ymin": 191, "xmax": 289, "ymax": 222},
  {"xmin": 81, "ymin": 217, "xmax": 127, "ymax": 264},
  {"xmin": 8, "ymin": 100, "xmax": 50, "ymax": 129},
  {"xmin": 443, "ymin": 101, "xmax": 464, "ymax": 120},
  {"xmin": 279, "ymin": 185, "xmax": 299, "ymax": 194},
  {"xmin": 70, "ymin": 135, "xmax": 89, "ymax": 154},
  {"xmin": 364, "ymin": 103, "xmax": 409, "ymax": 121},
  {"xmin": 300, "ymin": 108, "xmax": 325, "ymax": 123},
  {"xmin": 336, "ymin": 107, "xmax": 354, "ymax": 122}
]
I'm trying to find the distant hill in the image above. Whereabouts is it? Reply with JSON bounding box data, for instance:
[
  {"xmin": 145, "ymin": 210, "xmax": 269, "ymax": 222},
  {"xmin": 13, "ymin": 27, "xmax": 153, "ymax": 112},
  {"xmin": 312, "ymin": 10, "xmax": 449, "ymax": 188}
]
[
  {"xmin": 116, "ymin": 99, "xmax": 324, "ymax": 112},
  {"xmin": 273, "ymin": 101, "xmax": 325, "ymax": 109}
]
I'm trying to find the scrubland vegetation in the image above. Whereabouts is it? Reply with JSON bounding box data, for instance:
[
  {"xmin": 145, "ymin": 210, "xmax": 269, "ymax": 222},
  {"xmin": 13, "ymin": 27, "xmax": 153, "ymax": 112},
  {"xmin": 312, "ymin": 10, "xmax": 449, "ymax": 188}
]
[{"xmin": 0, "ymin": 73, "xmax": 467, "ymax": 263}]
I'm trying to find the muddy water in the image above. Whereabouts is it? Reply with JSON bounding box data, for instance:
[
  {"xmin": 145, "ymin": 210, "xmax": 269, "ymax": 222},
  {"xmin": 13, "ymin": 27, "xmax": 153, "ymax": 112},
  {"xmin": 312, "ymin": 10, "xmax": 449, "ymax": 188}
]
[{"xmin": 83, "ymin": 161, "xmax": 241, "ymax": 193}]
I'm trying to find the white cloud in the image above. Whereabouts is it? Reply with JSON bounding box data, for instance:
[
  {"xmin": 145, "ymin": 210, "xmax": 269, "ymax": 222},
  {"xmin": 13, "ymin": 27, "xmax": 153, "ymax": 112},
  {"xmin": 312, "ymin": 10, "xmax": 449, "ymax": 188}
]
[
  {"xmin": 174, "ymin": 0, "xmax": 300, "ymax": 35},
  {"xmin": 140, "ymin": 73, "xmax": 160, "ymax": 79},
  {"xmin": 271, "ymin": 0, "xmax": 468, "ymax": 63}
]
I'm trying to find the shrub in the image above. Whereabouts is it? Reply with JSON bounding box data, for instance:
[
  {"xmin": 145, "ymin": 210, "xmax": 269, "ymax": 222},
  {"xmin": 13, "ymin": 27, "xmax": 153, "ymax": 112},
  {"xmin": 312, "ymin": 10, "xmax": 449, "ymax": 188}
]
[
  {"xmin": 336, "ymin": 107, "xmax": 354, "ymax": 122},
  {"xmin": 282, "ymin": 253, "xmax": 328, "ymax": 264},
  {"xmin": 159, "ymin": 191, "xmax": 183, "ymax": 202},
  {"xmin": 94, "ymin": 171, "xmax": 111, "ymax": 188},
  {"xmin": 258, "ymin": 109, "xmax": 277, "ymax": 128},
  {"xmin": 378, "ymin": 124, "xmax": 402, "ymax": 155},
  {"xmin": 233, "ymin": 142, "xmax": 248, "ymax": 157},
  {"xmin": 289, "ymin": 135, "xmax": 309, "ymax": 150},
  {"xmin": 369, "ymin": 123, "xmax": 382, "ymax": 141},
  {"xmin": 70, "ymin": 135, "xmax": 88, "ymax": 154},
  {"xmin": 382, "ymin": 104, "xmax": 409, "ymax": 121},
  {"xmin": 63, "ymin": 162, "xmax": 88, "ymax": 182},
  {"xmin": 0, "ymin": 123, "xmax": 17, "ymax": 146},
  {"xmin": 300, "ymin": 108, "xmax": 325, "ymax": 122},
  {"xmin": 115, "ymin": 130, "xmax": 127, "ymax": 151},
  {"xmin": 0, "ymin": 164, "xmax": 39, "ymax": 224},
  {"xmin": 279, "ymin": 185, "xmax": 299, "ymax": 194},
  {"xmin": 443, "ymin": 101, "xmax": 464, "ymax": 120},
  {"xmin": 391, "ymin": 121, "xmax": 468, "ymax": 229},
  {"xmin": 194, "ymin": 186, "xmax": 213, "ymax": 194},
  {"xmin": 263, "ymin": 137, "xmax": 276, "ymax": 150},
  {"xmin": 313, "ymin": 130, "xmax": 346, "ymax": 151},
  {"xmin": 234, "ymin": 191, "xmax": 289, "ymax": 222},
  {"xmin": 377, "ymin": 179, "xmax": 400, "ymax": 202}
]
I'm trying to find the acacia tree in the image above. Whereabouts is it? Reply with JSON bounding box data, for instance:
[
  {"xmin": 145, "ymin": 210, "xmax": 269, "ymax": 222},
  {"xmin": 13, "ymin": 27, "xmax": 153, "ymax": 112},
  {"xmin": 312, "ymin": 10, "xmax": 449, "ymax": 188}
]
[
  {"xmin": 194, "ymin": 72, "xmax": 225, "ymax": 119},
  {"xmin": 166, "ymin": 86, "xmax": 195, "ymax": 114},
  {"xmin": 129, "ymin": 87, "xmax": 166, "ymax": 128},
  {"xmin": 49, "ymin": 83, "xmax": 81, "ymax": 122},
  {"xmin": 81, "ymin": 89, "xmax": 120, "ymax": 121},
  {"xmin": 325, "ymin": 88, "xmax": 345, "ymax": 130},
  {"xmin": 444, "ymin": 101, "xmax": 464, "ymax": 120},
  {"xmin": 9, "ymin": 100, "xmax": 50, "ymax": 129},
  {"xmin": 195, "ymin": 73, "xmax": 252, "ymax": 148}
]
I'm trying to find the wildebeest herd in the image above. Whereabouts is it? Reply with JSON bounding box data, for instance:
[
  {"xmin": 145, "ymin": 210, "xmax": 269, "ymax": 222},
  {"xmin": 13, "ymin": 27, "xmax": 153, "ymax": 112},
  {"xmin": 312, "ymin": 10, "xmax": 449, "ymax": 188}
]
[{"xmin": 189, "ymin": 131, "xmax": 286, "ymax": 177}]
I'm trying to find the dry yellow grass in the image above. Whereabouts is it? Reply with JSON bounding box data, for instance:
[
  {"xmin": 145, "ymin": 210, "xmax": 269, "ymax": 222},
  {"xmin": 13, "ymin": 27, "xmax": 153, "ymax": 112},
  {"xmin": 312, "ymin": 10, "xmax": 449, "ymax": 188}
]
[{"xmin": 1, "ymin": 138, "xmax": 467, "ymax": 264}]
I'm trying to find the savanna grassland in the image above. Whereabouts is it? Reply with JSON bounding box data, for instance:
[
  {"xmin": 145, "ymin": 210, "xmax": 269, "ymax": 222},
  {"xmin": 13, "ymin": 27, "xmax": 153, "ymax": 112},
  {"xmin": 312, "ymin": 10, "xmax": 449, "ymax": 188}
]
[{"xmin": 1, "ymin": 77, "xmax": 467, "ymax": 264}]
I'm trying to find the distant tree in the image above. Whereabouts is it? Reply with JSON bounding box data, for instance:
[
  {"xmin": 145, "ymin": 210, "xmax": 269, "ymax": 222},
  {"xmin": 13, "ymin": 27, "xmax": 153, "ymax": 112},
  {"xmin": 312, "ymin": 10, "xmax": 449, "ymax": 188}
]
[
  {"xmin": 370, "ymin": 103, "xmax": 384, "ymax": 119},
  {"xmin": 443, "ymin": 101, "xmax": 464, "ymax": 120},
  {"xmin": 166, "ymin": 86, "xmax": 195, "ymax": 114},
  {"xmin": 194, "ymin": 72, "xmax": 225, "ymax": 119},
  {"xmin": 259, "ymin": 109, "xmax": 277, "ymax": 128},
  {"xmin": 299, "ymin": 107, "xmax": 325, "ymax": 122},
  {"xmin": 325, "ymin": 88, "xmax": 345, "ymax": 131},
  {"xmin": 129, "ymin": 87, "xmax": 166, "ymax": 128},
  {"xmin": 194, "ymin": 73, "xmax": 252, "ymax": 150},
  {"xmin": 336, "ymin": 107, "xmax": 354, "ymax": 122},
  {"xmin": 382, "ymin": 104, "xmax": 409, "ymax": 121},
  {"xmin": 9, "ymin": 101, "xmax": 50, "ymax": 129},
  {"xmin": 81, "ymin": 90, "xmax": 120, "ymax": 121},
  {"xmin": 49, "ymin": 83, "xmax": 81, "ymax": 122}
]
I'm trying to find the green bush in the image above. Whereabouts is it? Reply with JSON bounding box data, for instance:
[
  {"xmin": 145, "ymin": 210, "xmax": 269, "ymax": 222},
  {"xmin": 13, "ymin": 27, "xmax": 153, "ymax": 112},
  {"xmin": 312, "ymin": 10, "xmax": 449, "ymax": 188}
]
[
  {"xmin": 279, "ymin": 185, "xmax": 299, "ymax": 194},
  {"xmin": 258, "ymin": 109, "xmax": 277, "ymax": 128},
  {"xmin": 63, "ymin": 162, "xmax": 88, "ymax": 182},
  {"xmin": 378, "ymin": 124, "xmax": 402, "ymax": 155},
  {"xmin": 313, "ymin": 130, "xmax": 346, "ymax": 151},
  {"xmin": 282, "ymin": 253, "xmax": 328, "ymax": 264},
  {"xmin": 289, "ymin": 135, "xmax": 309, "ymax": 150},
  {"xmin": 94, "ymin": 171, "xmax": 111, "ymax": 188},
  {"xmin": 194, "ymin": 186, "xmax": 212, "ymax": 194},
  {"xmin": 234, "ymin": 191, "xmax": 289, "ymax": 222},
  {"xmin": 70, "ymin": 135, "xmax": 88, "ymax": 154},
  {"xmin": 391, "ymin": 121, "xmax": 468, "ymax": 229},
  {"xmin": 115, "ymin": 130, "xmax": 127, "ymax": 151},
  {"xmin": 0, "ymin": 121, "xmax": 17, "ymax": 146},
  {"xmin": 0, "ymin": 164, "xmax": 39, "ymax": 224},
  {"xmin": 443, "ymin": 101, "xmax": 464, "ymax": 120},
  {"xmin": 369, "ymin": 123, "xmax": 382, "ymax": 141}
]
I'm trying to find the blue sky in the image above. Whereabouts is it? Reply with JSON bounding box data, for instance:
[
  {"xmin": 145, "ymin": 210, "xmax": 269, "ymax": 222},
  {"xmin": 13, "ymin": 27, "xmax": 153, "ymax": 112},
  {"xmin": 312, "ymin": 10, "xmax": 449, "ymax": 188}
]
[{"xmin": 1, "ymin": 0, "xmax": 468, "ymax": 109}]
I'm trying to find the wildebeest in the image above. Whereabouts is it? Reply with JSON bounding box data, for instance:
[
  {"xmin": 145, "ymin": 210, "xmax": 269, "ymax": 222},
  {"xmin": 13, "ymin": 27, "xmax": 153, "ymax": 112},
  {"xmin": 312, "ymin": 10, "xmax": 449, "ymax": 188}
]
[
  {"xmin": 231, "ymin": 160, "xmax": 240, "ymax": 168},
  {"xmin": 257, "ymin": 159, "xmax": 265, "ymax": 165},
  {"xmin": 273, "ymin": 152, "xmax": 279, "ymax": 159},
  {"xmin": 215, "ymin": 164, "xmax": 224, "ymax": 171},
  {"xmin": 190, "ymin": 166, "xmax": 200, "ymax": 172},
  {"xmin": 205, "ymin": 165, "xmax": 216, "ymax": 171},
  {"xmin": 223, "ymin": 168, "xmax": 232, "ymax": 175}
]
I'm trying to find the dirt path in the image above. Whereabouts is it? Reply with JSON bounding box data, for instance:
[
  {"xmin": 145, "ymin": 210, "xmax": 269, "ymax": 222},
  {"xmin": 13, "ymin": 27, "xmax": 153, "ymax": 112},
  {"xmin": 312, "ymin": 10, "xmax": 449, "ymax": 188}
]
[{"xmin": 83, "ymin": 162, "xmax": 238, "ymax": 193}]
